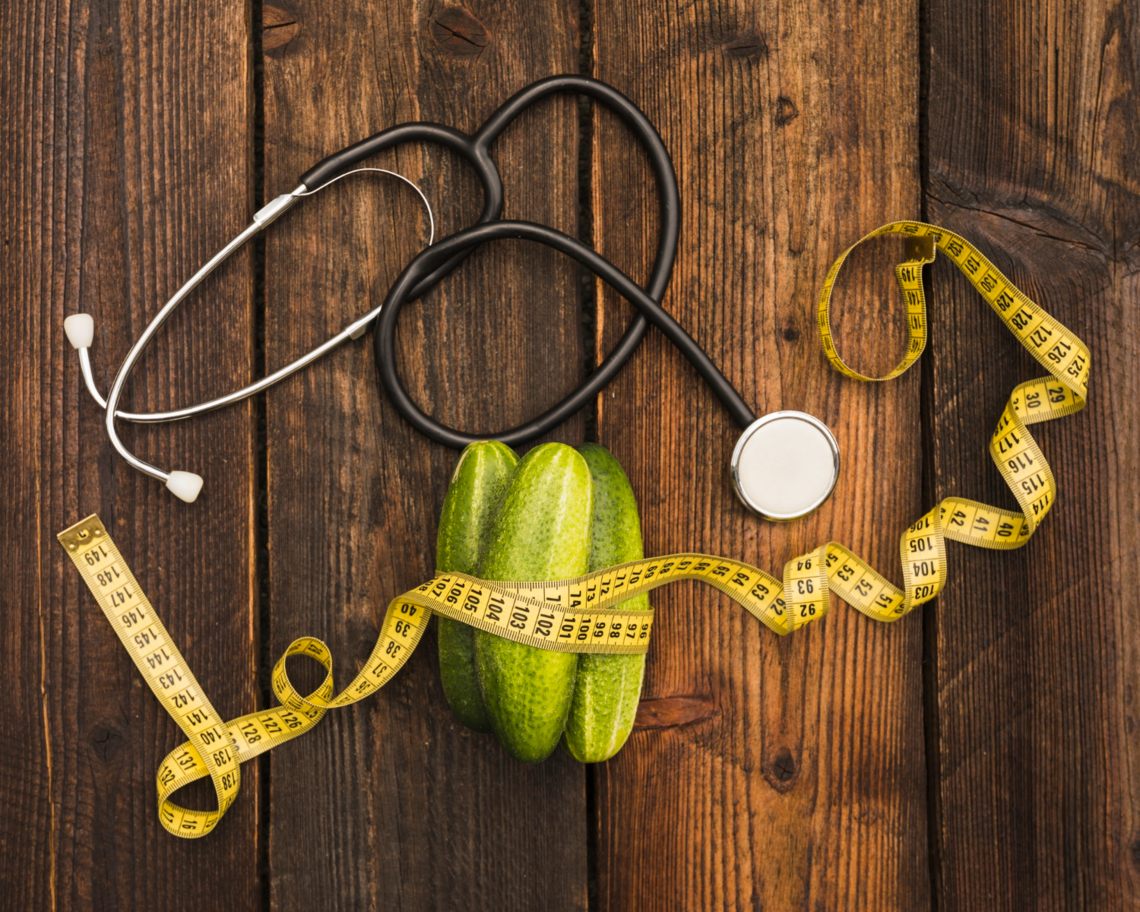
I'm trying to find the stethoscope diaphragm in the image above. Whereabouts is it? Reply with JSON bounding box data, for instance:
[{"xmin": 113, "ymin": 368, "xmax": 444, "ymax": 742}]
[{"xmin": 730, "ymin": 411, "xmax": 840, "ymax": 521}]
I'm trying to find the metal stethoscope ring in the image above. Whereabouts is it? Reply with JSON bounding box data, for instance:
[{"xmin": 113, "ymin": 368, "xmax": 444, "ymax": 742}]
[{"xmin": 65, "ymin": 75, "xmax": 680, "ymax": 503}]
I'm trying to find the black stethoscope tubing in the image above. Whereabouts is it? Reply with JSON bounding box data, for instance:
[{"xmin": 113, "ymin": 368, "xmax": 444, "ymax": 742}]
[
  {"xmin": 299, "ymin": 74, "xmax": 688, "ymax": 448},
  {"xmin": 375, "ymin": 220, "xmax": 756, "ymax": 448}
]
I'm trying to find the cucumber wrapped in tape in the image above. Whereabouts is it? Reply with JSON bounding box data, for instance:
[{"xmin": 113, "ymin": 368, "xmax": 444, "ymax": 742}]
[
  {"xmin": 435, "ymin": 441, "xmax": 518, "ymax": 732},
  {"xmin": 474, "ymin": 443, "xmax": 593, "ymax": 763},
  {"xmin": 562, "ymin": 443, "xmax": 649, "ymax": 762}
]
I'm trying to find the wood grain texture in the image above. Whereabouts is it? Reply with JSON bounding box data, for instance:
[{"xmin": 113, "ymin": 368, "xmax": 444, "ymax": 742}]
[
  {"xmin": 0, "ymin": 2, "xmax": 259, "ymax": 910},
  {"xmin": 925, "ymin": 1, "xmax": 1140, "ymax": 908},
  {"xmin": 7, "ymin": 2, "xmax": 1140, "ymax": 909},
  {"xmin": 261, "ymin": 1, "xmax": 588, "ymax": 909},
  {"xmin": 589, "ymin": 3, "xmax": 931, "ymax": 909}
]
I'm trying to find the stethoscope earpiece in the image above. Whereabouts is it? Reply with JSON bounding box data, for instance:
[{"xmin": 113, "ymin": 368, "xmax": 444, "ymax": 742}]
[{"xmin": 64, "ymin": 313, "xmax": 94, "ymax": 350}]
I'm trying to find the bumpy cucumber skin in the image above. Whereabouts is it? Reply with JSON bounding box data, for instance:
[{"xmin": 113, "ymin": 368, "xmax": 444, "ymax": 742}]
[
  {"xmin": 436, "ymin": 441, "xmax": 519, "ymax": 732},
  {"xmin": 562, "ymin": 443, "xmax": 649, "ymax": 763},
  {"xmin": 475, "ymin": 443, "xmax": 593, "ymax": 763}
]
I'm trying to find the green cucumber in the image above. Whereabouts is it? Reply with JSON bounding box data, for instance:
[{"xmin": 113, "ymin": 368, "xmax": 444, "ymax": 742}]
[
  {"xmin": 436, "ymin": 441, "xmax": 519, "ymax": 732},
  {"xmin": 562, "ymin": 444, "xmax": 649, "ymax": 762},
  {"xmin": 475, "ymin": 442, "xmax": 593, "ymax": 762}
]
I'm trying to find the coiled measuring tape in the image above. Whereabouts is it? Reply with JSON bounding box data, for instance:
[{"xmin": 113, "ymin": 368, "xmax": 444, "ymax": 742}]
[{"xmin": 59, "ymin": 221, "xmax": 1089, "ymax": 838}]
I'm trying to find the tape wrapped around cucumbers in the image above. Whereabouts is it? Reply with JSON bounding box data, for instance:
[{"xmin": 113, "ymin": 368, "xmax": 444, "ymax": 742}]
[{"xmin": 435, "ymin": 441, "xmax": 649, "ymax": 763}]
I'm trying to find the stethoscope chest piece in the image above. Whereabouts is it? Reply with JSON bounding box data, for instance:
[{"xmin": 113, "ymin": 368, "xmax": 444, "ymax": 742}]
[{"xmin": 730, "ymin": 411, "xmax": 840, "ymax": 521}]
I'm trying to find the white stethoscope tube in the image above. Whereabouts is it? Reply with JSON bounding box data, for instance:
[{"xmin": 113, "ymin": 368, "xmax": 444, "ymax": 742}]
[{"xmin": 64, "ymin": 169, "xmax": 434, "ymax": 503}]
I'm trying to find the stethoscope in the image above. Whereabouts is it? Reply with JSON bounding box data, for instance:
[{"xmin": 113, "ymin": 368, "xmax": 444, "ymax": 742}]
[{"xmin": 64, "ymin": 75, "xmax": 840, "ymax": 521}]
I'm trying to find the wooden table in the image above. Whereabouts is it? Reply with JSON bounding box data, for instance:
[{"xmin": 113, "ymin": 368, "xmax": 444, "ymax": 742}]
[{"xmin": 3, "ymin": 1, "xmax": 1137, "ymax": 909}]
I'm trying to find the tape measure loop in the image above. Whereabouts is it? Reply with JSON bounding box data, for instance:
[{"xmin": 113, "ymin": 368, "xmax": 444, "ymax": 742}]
[{"xmin": 817, "ymin": 222, "xmax": 936, "ymax": 383}]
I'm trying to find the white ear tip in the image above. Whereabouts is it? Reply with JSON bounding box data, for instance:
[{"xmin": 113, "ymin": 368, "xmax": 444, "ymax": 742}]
[
  {"xmin": 64, "ymin": 314, "xmax": 95, "ymax": 349},
  {"xmin": 166, "ymin": 471, "xmax": 204, "ymax": 503}
]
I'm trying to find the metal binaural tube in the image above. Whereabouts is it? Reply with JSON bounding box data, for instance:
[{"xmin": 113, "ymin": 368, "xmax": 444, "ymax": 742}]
[{"xmin": 75, "ymin": 170, "xmax": 436, "ymax": 426}]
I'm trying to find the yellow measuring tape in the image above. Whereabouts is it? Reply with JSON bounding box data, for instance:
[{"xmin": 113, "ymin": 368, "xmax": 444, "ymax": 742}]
[{"xmin": 59, "ymin": 221, "xmax": 1089, "ymax": 838}]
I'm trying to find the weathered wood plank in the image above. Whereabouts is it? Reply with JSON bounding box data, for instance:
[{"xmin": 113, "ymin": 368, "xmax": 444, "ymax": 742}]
[
  {"xmin": 0, "ymin": 2, "xmax": 259, "ymax": 909},
  {"xmin": 925, "ymin": 2, "xmax": 1140, "ymax": 908},
  {"xmin": 262, "ymin": 2, "xmax": 587, "ymax": 909},
  {"xmin": 590, "ymin": 3, "xmax": 930, "ymax": 909}
]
